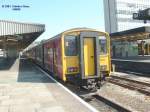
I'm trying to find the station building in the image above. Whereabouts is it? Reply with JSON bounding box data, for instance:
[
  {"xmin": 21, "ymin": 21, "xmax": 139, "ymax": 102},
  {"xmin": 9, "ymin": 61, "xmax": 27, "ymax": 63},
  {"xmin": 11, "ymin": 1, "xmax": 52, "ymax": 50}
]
[
  {"xmin": 0, "ymin": 20, "xmax": 45, "ymax": 58},
  {"xmin": 110, "ymin": 26, "xmax": 150, "ymax": 57},
  {"xmin": 103, "ymin": 0, "xmax": 150, "ymax": 58}
]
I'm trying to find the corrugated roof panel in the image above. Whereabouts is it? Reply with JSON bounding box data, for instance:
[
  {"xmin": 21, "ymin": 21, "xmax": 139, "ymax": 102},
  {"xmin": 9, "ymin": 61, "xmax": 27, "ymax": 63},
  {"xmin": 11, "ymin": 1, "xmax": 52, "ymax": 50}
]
[{"xmin": 0, "ymin": 20, "xmax": 45, "ymax": 36}]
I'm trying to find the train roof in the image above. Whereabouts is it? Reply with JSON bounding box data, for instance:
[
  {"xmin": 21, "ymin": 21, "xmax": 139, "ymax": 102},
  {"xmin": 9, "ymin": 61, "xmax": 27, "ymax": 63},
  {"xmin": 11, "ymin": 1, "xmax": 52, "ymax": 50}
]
[
  {"xmin": 26, "ymin": 27, "xmax": 108, "ymax": 50},
  {"xmin": 63, "ymin": 27, "xmax": 107, "ymax": 34},
  {"xmin": 42, "ymin": 27, "xmax": 108, "ymax": 43}
]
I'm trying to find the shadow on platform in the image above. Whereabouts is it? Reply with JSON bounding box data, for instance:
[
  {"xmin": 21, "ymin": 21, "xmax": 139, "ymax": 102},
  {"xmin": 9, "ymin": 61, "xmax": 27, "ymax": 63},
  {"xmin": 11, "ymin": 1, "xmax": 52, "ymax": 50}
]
[
  {"xmin": 17, "ymin": 59, "xmax": 55, "ymax": 83},
  {"xmin": 0, "ymin": 58, "xmax": 17, "ymax": 70},
  {"xmin": 0, "ymin": 57, "xmax": 55, "ymax": 83}
]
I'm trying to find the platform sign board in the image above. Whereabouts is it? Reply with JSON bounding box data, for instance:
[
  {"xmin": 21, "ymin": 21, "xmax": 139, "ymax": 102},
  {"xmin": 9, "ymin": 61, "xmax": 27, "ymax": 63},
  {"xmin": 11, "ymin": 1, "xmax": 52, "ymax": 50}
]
[
  {"xmin": 133, "ymin": 8, "xmax": 150, "ymax": 20},
  {"xmin": 133, "ymin": 13, "xmax": 139, "ymax": 20}
]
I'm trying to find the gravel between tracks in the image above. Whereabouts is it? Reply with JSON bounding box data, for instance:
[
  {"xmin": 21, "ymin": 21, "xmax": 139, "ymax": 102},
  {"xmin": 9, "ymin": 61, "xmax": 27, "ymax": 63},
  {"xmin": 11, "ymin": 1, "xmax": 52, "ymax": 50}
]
[
  {"xmin": 88, "ymin": 97, "xmax": 118, "ymax": 112},
  {"xmin": 97, "ymin": 82, "xmax": 150, "ymax": 112}
]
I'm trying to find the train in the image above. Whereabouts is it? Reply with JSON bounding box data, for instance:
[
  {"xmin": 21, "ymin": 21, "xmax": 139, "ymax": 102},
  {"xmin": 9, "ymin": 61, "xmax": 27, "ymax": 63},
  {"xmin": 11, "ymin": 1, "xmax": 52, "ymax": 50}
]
[{"xmin": 24, "ymin": 28, "xmax": 111, "ymax": 90}]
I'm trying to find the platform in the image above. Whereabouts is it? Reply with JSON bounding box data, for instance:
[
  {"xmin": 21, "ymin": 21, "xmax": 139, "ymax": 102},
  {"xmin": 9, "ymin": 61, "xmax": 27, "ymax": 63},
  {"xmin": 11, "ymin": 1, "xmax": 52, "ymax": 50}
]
[
  {"xmin": 111, "ymin": 72, "xmax": 150, "ymax": 84},
  {"xmin": 112, "ymin": 56, "xmax": 150, "ymax": 75},
  {"xmin": 0, "ymin": 58, "xmax": 95, "ymax": 112},
  {"xmin": 112, "ymin": 56, "xmax": 150, "ymax": 63}
]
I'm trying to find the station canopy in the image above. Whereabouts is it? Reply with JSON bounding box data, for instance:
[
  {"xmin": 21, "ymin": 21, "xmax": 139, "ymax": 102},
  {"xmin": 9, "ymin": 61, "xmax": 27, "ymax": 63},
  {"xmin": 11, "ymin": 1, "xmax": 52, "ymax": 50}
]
[
  {"xmin": 110, "ymin": 26, "xmax": 150, "ymax": 41},
  {"xmin": 0, "ymin": 20, "xmax": 45, "ymax": 50}
]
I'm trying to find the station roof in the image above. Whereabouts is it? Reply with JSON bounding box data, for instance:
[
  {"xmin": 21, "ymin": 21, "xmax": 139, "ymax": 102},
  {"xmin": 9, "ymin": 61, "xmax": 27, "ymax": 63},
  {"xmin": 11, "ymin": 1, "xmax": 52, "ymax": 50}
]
[
  {"xmin": 0, "ymin": 20, "xmax": 45, "ymax": 49},
  {"xmin": 110, "ymin": 26, "xmax": 150, "ymax": 41}
]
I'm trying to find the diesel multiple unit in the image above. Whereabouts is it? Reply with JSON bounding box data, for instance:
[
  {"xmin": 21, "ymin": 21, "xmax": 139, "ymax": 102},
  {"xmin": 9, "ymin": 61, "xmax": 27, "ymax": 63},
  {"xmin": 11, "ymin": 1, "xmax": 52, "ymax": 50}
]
[{"xmin": 25, "ymin": 28, "xmax": 111, "ymax": 90}]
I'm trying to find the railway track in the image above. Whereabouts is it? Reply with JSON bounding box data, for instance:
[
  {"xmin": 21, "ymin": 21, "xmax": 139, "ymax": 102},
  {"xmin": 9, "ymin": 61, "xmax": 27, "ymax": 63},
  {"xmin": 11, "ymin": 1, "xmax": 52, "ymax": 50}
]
[
  {"xmin": 107, "ymin": 75, "xmax": 150, "ymax": 96},
  {"xmin": 64, "ymin": 80, "xmax": 132, "ymax": 112},
  {"xmin": 80, "ymin": 94, "xmax": 132, "ymax": 112},
  {"xmin": 38, "ymin": 64, "xmax": 135, "ymax": 112}
]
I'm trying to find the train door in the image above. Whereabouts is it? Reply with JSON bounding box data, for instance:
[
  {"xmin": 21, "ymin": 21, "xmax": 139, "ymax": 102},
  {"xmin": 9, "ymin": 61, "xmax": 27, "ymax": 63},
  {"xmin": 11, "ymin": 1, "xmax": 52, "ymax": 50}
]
[
  {"xmin": 83, "ymin": 38, "xmax": 95, "ymax": 76},
  {"xmin": 79, "ymin": 32, "xmax": 100, "ymax": 79}
]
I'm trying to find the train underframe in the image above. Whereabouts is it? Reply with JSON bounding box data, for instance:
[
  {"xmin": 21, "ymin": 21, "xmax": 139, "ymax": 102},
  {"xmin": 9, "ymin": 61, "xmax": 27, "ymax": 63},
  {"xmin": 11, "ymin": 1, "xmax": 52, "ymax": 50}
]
[{"xmin": 66, "ymin": 72, "xmax": 107, "ymax": 91}]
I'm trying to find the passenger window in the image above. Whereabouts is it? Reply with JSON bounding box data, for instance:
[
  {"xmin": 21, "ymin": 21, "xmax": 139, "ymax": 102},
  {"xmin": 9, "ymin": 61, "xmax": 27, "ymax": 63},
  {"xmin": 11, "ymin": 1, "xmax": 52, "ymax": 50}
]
[
  {"xmin": 99, "ymin": 36, "xmax": 107, "ymax": 54},
  {"xmin": 65, "ymin": 35, "xmax": 78, "ymax": 56}
]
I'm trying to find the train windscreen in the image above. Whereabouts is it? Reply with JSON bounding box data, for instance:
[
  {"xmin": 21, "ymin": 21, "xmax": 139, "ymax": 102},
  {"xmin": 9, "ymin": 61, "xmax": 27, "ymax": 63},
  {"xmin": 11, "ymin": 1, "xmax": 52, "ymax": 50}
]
[
  {"xmin": 99, "ymin": 36, "xmax": 107, "ymax": 54},
  {"xmin": 64, "ymin": 35, "xmax": 78, "ymax": 56}
]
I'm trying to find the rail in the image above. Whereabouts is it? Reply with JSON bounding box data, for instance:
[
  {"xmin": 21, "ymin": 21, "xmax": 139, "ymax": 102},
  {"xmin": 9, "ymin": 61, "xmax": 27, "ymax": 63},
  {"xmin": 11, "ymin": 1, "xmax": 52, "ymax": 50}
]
[{"xmin": 107, "ymin": 75, "xmax": 150, "ymax": 96}]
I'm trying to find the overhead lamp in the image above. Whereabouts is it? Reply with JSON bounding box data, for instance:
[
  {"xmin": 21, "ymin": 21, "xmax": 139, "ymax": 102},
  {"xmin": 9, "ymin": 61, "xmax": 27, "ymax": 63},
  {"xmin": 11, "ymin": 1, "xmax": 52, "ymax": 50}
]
[
  {"xmin": 7, "ymin": 38, "xmax": 18, "ymax": 42},
  {"xmin": 13, "ymin": 33, "xmax": 23, "ymax": 40}
]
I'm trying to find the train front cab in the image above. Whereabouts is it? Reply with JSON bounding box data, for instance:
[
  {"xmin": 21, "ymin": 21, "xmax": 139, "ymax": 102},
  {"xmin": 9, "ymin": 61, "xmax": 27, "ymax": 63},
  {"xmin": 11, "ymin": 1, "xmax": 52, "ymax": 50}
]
[{"xmin": 62, "ymin": 30, "xmax": 111, "ymax": 89}]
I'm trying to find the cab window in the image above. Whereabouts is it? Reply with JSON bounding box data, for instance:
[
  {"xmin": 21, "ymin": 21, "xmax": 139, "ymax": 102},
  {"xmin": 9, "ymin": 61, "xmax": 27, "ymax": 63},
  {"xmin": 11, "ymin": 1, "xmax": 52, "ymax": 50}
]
[
  {"xmin": 65, "ymin": 35, "xmax": 78, "ymax": 56},
  {"xmin": 99, "ymin": 36, "xmax": 107, "ymax": 54}
]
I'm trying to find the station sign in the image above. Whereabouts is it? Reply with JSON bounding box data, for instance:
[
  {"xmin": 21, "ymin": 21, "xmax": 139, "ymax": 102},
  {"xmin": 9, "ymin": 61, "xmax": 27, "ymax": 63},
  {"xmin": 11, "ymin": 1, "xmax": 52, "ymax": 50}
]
[{"xmin": 133, "ymin": 8, "xmax": 150, "ymax": 20}]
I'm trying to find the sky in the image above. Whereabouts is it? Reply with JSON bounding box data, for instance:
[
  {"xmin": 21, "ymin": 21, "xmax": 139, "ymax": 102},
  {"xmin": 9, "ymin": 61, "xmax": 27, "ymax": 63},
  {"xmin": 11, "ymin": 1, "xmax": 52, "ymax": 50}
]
[{"xmin": 0, "ymin": 0, "xmax": 105, "ymax": 41}]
